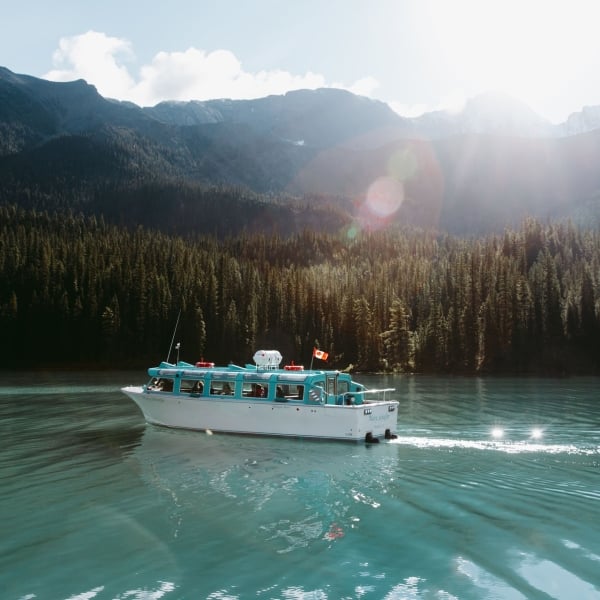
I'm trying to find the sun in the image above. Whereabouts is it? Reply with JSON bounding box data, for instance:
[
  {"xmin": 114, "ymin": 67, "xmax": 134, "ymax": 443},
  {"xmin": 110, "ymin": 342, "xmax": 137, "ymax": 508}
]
[{"xmin": 422, "ymin": 0, "xmax": 600, "ymax": 121}]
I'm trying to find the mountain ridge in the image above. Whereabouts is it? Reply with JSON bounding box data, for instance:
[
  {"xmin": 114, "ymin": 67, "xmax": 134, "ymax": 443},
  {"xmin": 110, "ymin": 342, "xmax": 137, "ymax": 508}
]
[
  {"xmin": 2, "ymin": 66, "xmax": 600, "ymax": 236},
  {"xmin": 5, "ymin": 67, "xmax": 600, "ymax": 148}
]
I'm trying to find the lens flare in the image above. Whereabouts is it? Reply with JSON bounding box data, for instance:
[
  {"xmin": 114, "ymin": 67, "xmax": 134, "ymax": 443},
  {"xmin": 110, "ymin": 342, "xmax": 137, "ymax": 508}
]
[
  {"xmin": 345, "ymin": 224, "xmax": 360, "ymax": 239},
  {"xmin": 387, "ymin": 147, "xmax": 418, "ymax": 181},
  {"xmin": 365, "ymin": 176, "xmax": 404, "ymax": 218}
]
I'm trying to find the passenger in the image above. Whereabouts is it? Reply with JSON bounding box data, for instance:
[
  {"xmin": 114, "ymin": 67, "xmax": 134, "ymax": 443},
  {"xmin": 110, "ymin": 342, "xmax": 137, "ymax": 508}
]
[
  {"xmin": 276, "ymin": 385, "xmax": 285, "ymax": 398},
  {"xmin": 192, "ymin": 381, "xmax": 203, "ymax": 394},
  {"xmin": 222, "ymin": 382, "xmax": 233, "ymax": 395}
]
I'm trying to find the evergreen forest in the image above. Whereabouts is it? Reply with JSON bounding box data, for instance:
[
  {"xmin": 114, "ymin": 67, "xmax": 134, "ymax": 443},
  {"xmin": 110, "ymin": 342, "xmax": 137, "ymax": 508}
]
[{"xmin": 1, "ymin": 204, "xmax": 599, "ymax": 373}]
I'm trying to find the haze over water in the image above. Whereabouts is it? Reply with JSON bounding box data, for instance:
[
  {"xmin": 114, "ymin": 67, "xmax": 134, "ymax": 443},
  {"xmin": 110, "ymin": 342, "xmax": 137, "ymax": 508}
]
[{"xmin": 1, "ymin": 372, "xmax": 599, "ymax": 599}]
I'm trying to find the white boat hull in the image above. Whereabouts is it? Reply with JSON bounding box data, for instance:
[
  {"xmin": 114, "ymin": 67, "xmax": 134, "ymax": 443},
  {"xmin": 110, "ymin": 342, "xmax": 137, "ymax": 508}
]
[{"xmin": 122, "ymin": 386, "xmax": 397, "ymax": 442}]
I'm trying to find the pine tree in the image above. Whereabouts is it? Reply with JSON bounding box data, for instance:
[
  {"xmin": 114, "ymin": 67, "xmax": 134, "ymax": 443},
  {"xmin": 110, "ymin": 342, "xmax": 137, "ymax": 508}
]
[{"xmin": 381, "ymin": 298, "xmax": 411, "ymax": 371}]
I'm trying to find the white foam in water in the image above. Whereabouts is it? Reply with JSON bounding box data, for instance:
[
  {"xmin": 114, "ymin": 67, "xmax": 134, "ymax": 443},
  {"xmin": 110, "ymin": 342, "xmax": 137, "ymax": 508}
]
[
  {"xmin": 389, "ymin": 436, "xmax": 596, "ymax": 455},
  {"xmin": 65, "ymin": 587, "xmax": 104, "ymax": 600},
  {"xmin": 0, "ymin": 385, "xmax": 119, "ymax": 395}
]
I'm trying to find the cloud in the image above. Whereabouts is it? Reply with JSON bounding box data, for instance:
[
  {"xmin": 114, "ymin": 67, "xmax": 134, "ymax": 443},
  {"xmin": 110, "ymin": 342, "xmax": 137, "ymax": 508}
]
[
  {"xmin": 44, "ymin": 31, "xmax": 379, "ymax": 107},
  {"xmin": 388, "ymin": 101, "xmax": 429, "ymax": 119},
  {"xmin": 45, "ymin": 31, "xmax": 135, "ymax": 100},
  {"xmin": 133, "ymin": 47, "xmax": 328, "ymax": 105},
  {"xmin": 342, "ymin": 76, "xmax": 380, "ymax": 98}
]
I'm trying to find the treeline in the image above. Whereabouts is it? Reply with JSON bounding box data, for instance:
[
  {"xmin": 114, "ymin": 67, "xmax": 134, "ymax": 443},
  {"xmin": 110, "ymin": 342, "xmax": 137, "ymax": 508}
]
[
  {"xmin": 0, "ymin": 177, "xmax": 351, "ymax": 238},
  {"xmin": 1, "ymin": 204, "xmax": 599, "ymax": 373}
]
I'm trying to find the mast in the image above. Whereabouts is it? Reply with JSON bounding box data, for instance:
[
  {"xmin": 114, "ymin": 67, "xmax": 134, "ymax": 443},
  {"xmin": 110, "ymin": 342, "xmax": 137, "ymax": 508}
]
[{"xmin": 166, "ymin": 309, "xmax": 182, "ymax": 363}]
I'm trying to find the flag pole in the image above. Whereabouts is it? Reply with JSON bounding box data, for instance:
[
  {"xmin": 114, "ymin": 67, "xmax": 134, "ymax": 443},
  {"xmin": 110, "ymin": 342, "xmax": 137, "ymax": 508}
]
[
  {"xmin": 166, "ymin": 309, "xmax": 182, "ymax": 363},
  {"xmin": 310, "ymin": 348, "xmax": 314, "ymax": 370}
]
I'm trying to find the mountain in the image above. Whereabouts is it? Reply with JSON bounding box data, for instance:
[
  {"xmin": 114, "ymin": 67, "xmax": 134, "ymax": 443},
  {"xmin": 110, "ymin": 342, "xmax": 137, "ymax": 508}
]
[
  {"xmin": 414, "ymin": 92, "xmax": 555, "ymax": 138},
  {"xmin": 0, "ymin": 66, "xmax": 157, "ymax": 152},
  {"xmin": 562, "ymin": 105, "xmax": 600, "ymax": 136},
  {"xmin": 2, "ymin": 66, "xmax": 600, "ymax": 235},
  {"xmin": 145, "ymin": 88, "xmax": 415, "ymax": 150}
]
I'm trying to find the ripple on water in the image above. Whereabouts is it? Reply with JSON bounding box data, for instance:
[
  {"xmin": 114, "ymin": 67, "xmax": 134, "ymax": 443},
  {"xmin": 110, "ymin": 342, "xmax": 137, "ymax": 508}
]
[{"xmin": 3, "ymin": 374, "xmax": 600, "ymax": 599}]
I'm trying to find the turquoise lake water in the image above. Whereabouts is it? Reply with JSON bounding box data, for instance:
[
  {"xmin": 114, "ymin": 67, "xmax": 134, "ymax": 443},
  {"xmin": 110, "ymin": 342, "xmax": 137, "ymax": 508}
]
[{"xmin": 1, "ymin": 372, "xmax": 599, "ymax": 599}]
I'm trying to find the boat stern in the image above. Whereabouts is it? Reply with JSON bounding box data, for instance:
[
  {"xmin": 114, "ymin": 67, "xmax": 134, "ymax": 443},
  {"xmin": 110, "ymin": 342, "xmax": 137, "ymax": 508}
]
[{"xmin": 358, "ymin": 400, "xmax": 399, "ymax": 442}]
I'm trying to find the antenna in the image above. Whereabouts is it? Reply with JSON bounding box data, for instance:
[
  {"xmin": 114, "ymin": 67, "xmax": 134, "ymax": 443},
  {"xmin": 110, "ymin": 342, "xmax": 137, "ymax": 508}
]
[{"xmin": 166, "ymin": 309, "xmax": 182, "ymax": 363}]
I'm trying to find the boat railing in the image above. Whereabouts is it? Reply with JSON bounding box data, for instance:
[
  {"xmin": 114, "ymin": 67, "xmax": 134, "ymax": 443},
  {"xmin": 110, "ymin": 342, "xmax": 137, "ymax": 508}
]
[
  {"xmin": 314, "ymin": 386, "xmax": 396, "ymax": 406},
  {"xmin": 355, "ymin": 388, "xmax": 396, "ymax": 403}
]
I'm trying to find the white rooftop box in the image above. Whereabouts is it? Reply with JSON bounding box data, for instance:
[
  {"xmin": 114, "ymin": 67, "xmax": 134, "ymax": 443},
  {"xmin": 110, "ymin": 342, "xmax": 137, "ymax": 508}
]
[{"xmin": 253, "ymin": 350, "xmax": 283, "ymax": 369}]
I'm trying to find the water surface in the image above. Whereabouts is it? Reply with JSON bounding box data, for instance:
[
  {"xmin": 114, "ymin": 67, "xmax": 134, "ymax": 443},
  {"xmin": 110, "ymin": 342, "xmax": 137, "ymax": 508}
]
[{"xmin": 1, "ymin": 373, "xmax": 599, "ymax": 599}]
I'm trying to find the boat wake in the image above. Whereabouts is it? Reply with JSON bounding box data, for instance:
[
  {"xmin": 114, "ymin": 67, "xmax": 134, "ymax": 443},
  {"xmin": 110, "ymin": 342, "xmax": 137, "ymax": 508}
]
[
  {"xmin": 0, "ymin": 385, "xmax": 124, "ymax": 396},
  {"xmin": 388, "ymin": 435, "xmax": 599, "ymax": 455}
]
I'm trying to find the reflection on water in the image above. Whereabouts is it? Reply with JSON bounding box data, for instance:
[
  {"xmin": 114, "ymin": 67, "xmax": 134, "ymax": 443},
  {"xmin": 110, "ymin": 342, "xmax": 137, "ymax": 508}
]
[{"xmin": 1, "ymin": 373, "xmax": 599, "ymax": 599}]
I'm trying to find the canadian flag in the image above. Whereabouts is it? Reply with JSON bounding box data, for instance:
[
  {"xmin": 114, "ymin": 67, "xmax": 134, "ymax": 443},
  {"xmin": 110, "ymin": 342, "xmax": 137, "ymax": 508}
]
[{"xmin": 313, "ymin": 348, "xmax": 329, "ymax": 361}]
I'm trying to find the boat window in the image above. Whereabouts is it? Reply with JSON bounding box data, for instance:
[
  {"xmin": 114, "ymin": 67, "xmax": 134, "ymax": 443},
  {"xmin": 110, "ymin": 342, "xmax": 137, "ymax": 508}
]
[
  {"xmin": 181, "ymin": 379, "xmax": 203, "ymax": 394},
  {"xmin": 210, "ymin": 380, "xmax": 235, "ymax": 395},
  {"xmin": 337, "ymin": 380, "xmax": 349, "ymax": 394},
  {"xmin": 149, "ymin": 378, "xmax": 173, "ymax": 392},
  {"xmin": 275, "ymin": 383, "xmax": 304, "ymax": 399},
  {"xmin": 327, "ymin": 376, "xmax": 336, "ymax": 396},
  {"xmin": 242, "ymin": 382, "xmax": 269, "ymax": 398}
]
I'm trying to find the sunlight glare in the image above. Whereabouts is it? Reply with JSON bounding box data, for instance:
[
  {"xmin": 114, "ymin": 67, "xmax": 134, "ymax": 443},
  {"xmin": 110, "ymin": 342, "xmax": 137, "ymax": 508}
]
[
  {"xmin": 422, "ymin": 0, "xmax": 600, "ymax": 122},
  {"xmin": 491, "ymin": 427, "xmax": 504, "ymax": 439},
  {"xmin": 531, "ymin": 428, "xmax": 543, "ymax": 440}
]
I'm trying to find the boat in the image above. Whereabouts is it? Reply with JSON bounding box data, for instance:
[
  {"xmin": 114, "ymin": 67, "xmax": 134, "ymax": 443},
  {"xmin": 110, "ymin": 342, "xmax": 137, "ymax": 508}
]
[{"xmin": 121, "ymin": 350, "xmax": 398, "ymax": 442}]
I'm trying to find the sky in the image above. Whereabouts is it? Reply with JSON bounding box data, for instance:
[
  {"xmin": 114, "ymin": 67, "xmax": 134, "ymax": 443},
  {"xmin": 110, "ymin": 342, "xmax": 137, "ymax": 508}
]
[{"xmin": 3, "ymin": 0, "xmax": 600, "ymax": 123}]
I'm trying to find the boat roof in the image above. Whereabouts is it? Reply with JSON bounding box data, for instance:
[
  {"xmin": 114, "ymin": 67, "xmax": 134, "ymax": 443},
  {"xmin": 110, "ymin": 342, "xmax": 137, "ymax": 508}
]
[{"xmin": 149, "ymin": 361, "xmax": 347, "ymax": 381}]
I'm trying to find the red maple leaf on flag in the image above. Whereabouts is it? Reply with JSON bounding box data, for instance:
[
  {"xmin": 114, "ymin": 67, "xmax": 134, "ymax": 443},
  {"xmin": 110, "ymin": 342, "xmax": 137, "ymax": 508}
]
[{"xmin": 313, "ymin": 348, "xmax": 328, "ymax": 361}]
